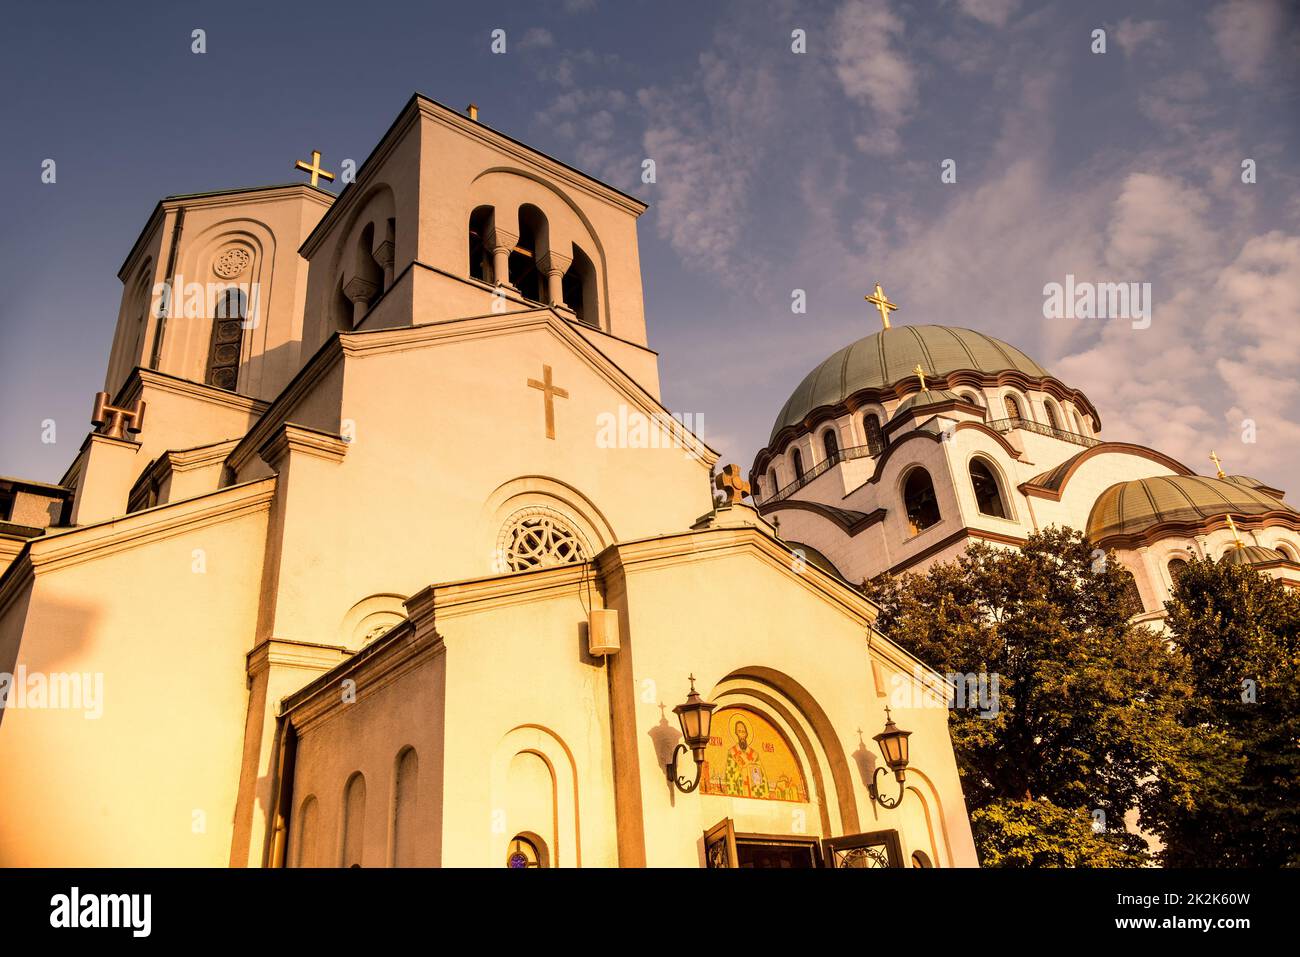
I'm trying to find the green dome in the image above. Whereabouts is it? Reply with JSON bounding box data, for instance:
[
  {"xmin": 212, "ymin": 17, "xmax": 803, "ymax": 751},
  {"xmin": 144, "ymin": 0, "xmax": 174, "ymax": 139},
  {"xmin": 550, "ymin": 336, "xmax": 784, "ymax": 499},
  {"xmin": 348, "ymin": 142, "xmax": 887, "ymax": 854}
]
[
  {"xmin": 892, "ymin": 388, "xmax": 964, "ymax": 419},
  {"xmin": 1088, "ymin": 475, "xmax": 1295, "ymax": 543},
  {"xmin": 1219, "ymin": 544, "xmax": 1285, "ymax": 566},
  {"xmin": 769, "ymin": 325, "xmax": 1049, "ymax": 443}
]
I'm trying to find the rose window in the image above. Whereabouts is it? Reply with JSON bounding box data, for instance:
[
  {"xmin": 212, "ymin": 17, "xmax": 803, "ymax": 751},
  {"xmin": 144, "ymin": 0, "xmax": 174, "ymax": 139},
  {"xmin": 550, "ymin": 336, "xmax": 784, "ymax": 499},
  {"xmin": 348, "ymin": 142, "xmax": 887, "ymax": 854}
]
[{"xmin": 498, "ymin": 508, "xmax": 589, "ymax": 572}]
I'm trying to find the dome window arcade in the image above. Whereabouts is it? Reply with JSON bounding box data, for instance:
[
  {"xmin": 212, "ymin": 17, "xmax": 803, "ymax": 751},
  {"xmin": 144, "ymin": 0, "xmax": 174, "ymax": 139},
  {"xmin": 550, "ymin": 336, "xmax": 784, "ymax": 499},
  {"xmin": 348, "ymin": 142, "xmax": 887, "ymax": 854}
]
[
  {"xmin": 969, "ymin": 458, "xmax": 1009, "ymax": 520},
  {"xmin": 903, "ymin": 467, "xmax": 941, "ymax": 535},
  {"xmin": 863, "ymin": 413, "xmax": 885, "ymax": 456},
  {"xmin": 822, "ymin": 428, "xmax": 839, "ymax": 460}
]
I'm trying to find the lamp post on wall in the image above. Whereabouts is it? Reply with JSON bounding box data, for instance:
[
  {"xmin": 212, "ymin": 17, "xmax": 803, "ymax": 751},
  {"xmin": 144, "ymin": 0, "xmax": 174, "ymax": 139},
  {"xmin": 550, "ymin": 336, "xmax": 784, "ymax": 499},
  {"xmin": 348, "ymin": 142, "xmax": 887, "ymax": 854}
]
[
  {"xmin": 666, "ymin": 675, "xmax": 717, "ymax": 793},
  {"xmin": 869, "ymin": 706, "xmax": 913, "ymax": 809}
]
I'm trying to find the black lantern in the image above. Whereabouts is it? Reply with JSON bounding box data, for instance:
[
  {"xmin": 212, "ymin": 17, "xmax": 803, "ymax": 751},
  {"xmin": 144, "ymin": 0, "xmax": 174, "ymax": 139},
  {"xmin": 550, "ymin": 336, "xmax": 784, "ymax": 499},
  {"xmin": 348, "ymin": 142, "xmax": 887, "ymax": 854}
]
[
  {"xmin": 870, "ymin": 706, "xmax": 913, "ymax": 808},
  {"xmin": 667, "ymin": 674, "xmax": 717, "ymax": 793}
]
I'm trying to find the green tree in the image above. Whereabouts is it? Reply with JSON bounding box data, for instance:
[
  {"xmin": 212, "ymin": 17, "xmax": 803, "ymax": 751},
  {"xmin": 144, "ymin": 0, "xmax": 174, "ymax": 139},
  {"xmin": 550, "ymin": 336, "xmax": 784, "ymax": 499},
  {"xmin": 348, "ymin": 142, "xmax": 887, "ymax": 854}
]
[
  {"xmin": 972, "ymin": 798, "xmax": 1146, "ymax": 867},
  {"xmin": 1153, "ymin": 557, "xmax": 1300, "ymax": 866},
  {"xmin": 863, "ymin": 527, "xmax": 1192, "ymax": 866}
]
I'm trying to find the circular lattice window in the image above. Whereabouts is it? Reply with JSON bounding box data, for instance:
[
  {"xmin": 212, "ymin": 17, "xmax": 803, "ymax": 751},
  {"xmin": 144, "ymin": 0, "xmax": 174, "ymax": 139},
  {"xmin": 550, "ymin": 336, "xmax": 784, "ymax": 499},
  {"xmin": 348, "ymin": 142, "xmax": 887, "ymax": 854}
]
[
  {"xmin": 497, "ymin": 507, "xmax": 590, "ymax": 572},
  {"xmin": 213, "ymin": 246, "xmax": 252, "ymax": 279}
]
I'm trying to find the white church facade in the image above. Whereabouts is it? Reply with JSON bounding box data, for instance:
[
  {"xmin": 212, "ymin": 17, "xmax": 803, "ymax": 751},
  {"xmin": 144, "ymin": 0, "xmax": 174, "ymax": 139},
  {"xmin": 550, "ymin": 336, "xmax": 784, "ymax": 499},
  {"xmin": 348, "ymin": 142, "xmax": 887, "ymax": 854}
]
[
  {"xmin": 3, "ymin": 94, "xmax": 1295, "ymax": 869},
  {"xmin": 0, "ymin": 95, "xmax": 981, "ymax": 868}
]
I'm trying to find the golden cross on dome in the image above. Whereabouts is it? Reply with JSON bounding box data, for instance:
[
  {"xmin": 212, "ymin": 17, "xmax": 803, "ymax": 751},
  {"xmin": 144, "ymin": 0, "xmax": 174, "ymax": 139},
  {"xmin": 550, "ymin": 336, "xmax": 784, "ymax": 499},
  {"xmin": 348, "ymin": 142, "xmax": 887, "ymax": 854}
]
[
  {"xmin": 1209, "ymin": 450, "xmax": 1226, "ymax": 479},
  {"xmin": 912, "ymin": 364, "xmax": 928, "ymax": 392},
  {"xmin": 865, "ymin": 282, "xmax": 898, "ymax": 330},
  {"xmin": 293, "ymin": 149, "xmax": 335, "ymax": 188},
  {"xmin": 1225, "ymin": 514, "xmax": 1245, "ymax": 549}
]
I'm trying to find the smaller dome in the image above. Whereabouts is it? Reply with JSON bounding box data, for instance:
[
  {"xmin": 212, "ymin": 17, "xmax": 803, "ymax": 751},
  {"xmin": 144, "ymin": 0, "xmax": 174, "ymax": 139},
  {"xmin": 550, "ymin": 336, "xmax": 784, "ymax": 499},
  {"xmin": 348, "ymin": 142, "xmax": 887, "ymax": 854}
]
[
  {"xmin": 1088, "ymin": 475, "xmax": 1296, "ymax": 543},
  {"xmin": 892, "ymin": 389, "xmax": 964, "ymax": 419},
  {"xmin": 1219, "ymin": 544, "xmax": 1285, "ymax": 566}
]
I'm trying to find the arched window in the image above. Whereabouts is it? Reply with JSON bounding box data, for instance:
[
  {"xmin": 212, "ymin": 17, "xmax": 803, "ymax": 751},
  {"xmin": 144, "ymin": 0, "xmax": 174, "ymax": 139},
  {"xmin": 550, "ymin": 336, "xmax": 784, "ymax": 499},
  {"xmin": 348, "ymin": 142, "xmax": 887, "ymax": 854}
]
[
  {"xmin": 469, "ymin": 206, "xmax": 493, "ymax": 282},
  {"xmin": 1044, "ymin": 400, "xmax": 1061, "ymax": 431},
  {"xmin": 822, "ymin": 428, "xmax": 839, "ymax": 460},
  {"xmin": 911, "ymin": 850, "xmax": 933, "ymax": 868},
  {"xmin": 506, "ymin": 833, "xmax": 547, "ymax": 868},
  {"xmin": 903, "ymin": 467, "xmax": 941, "ymax": 535},
  {"xmin": 510, "ymin": 205, "xmax": 547, "ymax": 302},
  {"xmin": 961, "ymin": 391, "xmax": 983, "ymax": 408},
  {"xmin": 341, "ymin": 772, "xmax": 366, "ymax": 868},
  {"xmin": 864, "ymin": 413, "xmax": 885, "ymax": 456},
  {"xmin": 1003, "ymin": 394, "xmax": 1022, "ymax": 420},
  {"xmin": 1276, "ymin": 543, "xmax": 1297, "ymax": 562},
  {"xmin": 1167, "ymin": 558, "xmax": 1188, "ymax": 585},
  {"xmin": 791, "ymin": 448, "xmax": 805, "ymax": 482},
  {"xmin": 205, "ymin": 288, "xmax": 247, "ymax": 391},
  {"xmin": 768, "ymin": 469, "xmax": 779, "ymax": 494},
  {"xmin": 562, "ymin": 243, "xmax": 599, "ymax": 327},
  {"xmin": 1118, "ymin": 569, "xmax": 1145, "ymax": 615},
  {"xmin": 969, "ymin": 459, "xmax": 1009, "ymax": 519}
]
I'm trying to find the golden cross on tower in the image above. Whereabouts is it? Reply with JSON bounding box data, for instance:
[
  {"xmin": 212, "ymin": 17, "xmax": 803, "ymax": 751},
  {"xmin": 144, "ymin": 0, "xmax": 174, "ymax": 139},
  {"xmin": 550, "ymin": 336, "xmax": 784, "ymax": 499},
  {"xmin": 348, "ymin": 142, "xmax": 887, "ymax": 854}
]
[
  {"xmin": 1209, "ymin": 450, "xmax": 1226, "ymax": 479},
  {"xmin": 1225, "ymin": 514, "xmax": 1245, "ymax": 549},
  {"xmin": 527, "ymin": 363, "xmax": 569, "ymax": 440},
  {"xmin": 865, "ymin": 282, "xmax": 898, "ymax": 330},
  {"xmin": 293, "ymin": 149, "xmax": 335, "ymax": 188},
  {"xmin": 912, "ymin": 364, "xmax": 928, "ymax": 392}
]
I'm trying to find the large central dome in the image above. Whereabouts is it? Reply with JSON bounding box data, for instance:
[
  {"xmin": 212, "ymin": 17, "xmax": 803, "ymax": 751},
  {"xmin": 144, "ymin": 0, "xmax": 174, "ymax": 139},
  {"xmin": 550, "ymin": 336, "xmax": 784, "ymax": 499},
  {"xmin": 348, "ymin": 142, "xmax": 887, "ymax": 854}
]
[{"xmin": 769, "ymin": 325, "xmax": 1050, "ymax": 443}]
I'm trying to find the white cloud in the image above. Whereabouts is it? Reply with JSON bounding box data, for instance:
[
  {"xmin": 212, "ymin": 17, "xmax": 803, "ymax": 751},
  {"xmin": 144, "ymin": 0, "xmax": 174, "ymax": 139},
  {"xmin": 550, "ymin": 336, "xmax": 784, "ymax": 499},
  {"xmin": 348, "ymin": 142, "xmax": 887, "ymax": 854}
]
[
  {"xmin": 517, "ymin": 27, "xmax": 556, "ymax": 51},
  {"xmin": 1115, "ymin": 18, "xmax": 1165, "ymax": 57},
  {"xmin": 831, "ymin": 0, "xmax": 916, "ymax": 154},
  {"xmin": 956, "ymin": 0, "xmax": 1021, "ymax": 28},
  {"xmin": 1209, "ymin": 0, "xmax": 1286, "ymax": 83}
]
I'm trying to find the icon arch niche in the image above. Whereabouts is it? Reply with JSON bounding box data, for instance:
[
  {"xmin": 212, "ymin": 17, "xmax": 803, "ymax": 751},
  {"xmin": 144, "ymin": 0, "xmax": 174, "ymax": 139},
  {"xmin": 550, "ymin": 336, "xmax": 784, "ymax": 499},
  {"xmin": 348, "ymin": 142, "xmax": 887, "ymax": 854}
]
[{"xmin": 702, "ymin": 670, "xmax": 860, "ymax": 843}]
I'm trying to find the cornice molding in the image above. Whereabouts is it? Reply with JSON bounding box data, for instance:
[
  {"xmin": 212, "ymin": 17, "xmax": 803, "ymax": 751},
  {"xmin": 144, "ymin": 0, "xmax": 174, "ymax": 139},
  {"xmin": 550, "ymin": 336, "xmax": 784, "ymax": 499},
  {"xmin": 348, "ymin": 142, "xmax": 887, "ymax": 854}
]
[
  {"xmin": 257, "ymin": 423, "xmax": 350, "ymax": 469},
  {"xmin": 117, "ymin": 367, "xmax": 270, "ymax": 419},
  {"xmin": 0, "ymin": 478, "xmax": 275, "ymax": 616},
  {"xmin": 1092, "ymin": 511, "xmax": 1300, "ymax": 551},
  {"xmin": 1018, "ymin": 442, "xmax": 1195, "ymax": 501}
]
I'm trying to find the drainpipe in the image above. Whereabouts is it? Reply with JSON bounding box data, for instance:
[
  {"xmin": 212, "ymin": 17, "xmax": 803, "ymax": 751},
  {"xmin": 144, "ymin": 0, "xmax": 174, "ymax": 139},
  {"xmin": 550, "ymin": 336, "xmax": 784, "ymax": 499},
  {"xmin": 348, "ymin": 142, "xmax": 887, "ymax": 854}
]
[
  {"xmin": 262, "ymin": 716, "xmax": 298, "ymax": 868},
  {"xmin": 149, "ymin": 206, "xmax": 184, "ymax": 370}
]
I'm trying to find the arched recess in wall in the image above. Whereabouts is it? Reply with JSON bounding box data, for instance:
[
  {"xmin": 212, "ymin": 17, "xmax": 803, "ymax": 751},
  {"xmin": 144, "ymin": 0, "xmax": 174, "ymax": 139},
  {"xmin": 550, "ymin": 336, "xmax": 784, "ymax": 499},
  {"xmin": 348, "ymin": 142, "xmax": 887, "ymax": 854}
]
[
  {"xmin": 710, "ymin": 668, "xmax": 861, "ymax": 838},
  {"xmin": 968, "ymin": 455, "xmax": 1012, "ymax": 521},
  {"xmin": 489, "ymin": 725, "xmax": 581, "ymax": 867},
  {"xmin": 292, "ymin": 794, "xmax": 319, "ymax": 867},
  {"xmin": 390, "ymin": 746, "xmax": 420, "ymax": 867},
  {"xmin": 901, "ymin": 769, "xmax": 953, "ymax": 867},
  {"xmin": 340, "ymin": 771, "xmax": 366, "ymax": 867},
  {"xmin": 339, "ymin": 593, "xmax": 409, "ymax": 649},
  {"xmin": 178, "ymin": 220, "xmax": 274, "ymax": 390},
  {"xmin": 481, "ymin": 475, "xmax": 616, "ymax": 574},
  {"xmin": 468, "ymin": 168, "xmax": 610, "ymax": 331},
  {"xmin": 327, "ymin": 183, "xmax": 398, "ymax": 330}
]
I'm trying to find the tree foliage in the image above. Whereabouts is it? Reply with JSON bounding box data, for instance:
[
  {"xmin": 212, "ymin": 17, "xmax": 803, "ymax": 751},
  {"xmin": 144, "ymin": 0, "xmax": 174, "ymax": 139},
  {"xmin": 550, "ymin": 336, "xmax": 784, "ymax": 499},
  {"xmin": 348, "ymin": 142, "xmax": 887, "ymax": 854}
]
[
  {"xmin": 1154, "ymin": 557, "xmax": 1300, "ymax": 866},
  {"xmin": 863, "ymin": 527, "xmax": 1193, "ymax": 866}
]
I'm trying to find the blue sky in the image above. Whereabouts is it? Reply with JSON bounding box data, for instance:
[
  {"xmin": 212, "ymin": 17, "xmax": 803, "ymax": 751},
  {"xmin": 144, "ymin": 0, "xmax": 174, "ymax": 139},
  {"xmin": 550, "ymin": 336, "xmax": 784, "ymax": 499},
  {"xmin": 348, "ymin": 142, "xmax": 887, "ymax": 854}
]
[{"xmin": 1, "ymin": 0, "xmax": 1297, "ymax": 491}]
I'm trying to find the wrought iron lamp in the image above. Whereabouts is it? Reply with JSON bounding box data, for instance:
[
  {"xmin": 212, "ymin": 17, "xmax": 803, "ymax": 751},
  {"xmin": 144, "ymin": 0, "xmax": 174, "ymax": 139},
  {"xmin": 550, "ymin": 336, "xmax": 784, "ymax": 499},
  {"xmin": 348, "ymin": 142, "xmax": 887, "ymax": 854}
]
[
  {"xmin": 667, "ymin": 675, "xmax": 717, "ymax": 793},
  {"xmin": 869, "ymin": 707, "xmax": 913, "ymax": 808}
]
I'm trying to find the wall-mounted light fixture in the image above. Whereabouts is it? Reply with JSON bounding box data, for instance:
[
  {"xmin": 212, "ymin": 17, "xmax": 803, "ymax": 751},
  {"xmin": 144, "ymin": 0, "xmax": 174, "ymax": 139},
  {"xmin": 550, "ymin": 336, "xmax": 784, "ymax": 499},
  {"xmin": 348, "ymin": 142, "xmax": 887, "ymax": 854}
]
[
  {"xmin": 869, "ymin": 706, "xmax": 913, "ymax": 808},
  {"xmin": 666, "ymin": 675, "xmax": 717, "ymax": 793}
]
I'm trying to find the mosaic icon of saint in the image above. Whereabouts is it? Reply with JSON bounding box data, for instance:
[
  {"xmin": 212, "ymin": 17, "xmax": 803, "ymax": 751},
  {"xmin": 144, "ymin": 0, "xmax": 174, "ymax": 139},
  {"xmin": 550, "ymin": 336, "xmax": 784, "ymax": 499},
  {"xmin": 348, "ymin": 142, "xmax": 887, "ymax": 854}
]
[{"xmin": 723, "ymin": 717, "xmax": 769, "ymax": 799}]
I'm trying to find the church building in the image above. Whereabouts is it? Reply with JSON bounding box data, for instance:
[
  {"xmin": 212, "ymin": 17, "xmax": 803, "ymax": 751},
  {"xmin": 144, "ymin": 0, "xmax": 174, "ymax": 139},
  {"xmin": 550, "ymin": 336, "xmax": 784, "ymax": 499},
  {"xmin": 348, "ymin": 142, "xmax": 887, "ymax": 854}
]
[
  {"xmin": 0, "ymin": 95, "xmax": 981, "ymax": 868},
  {"xmin": 751, "ymin": 286, "xmax": 1300, "ymax": 627}
]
